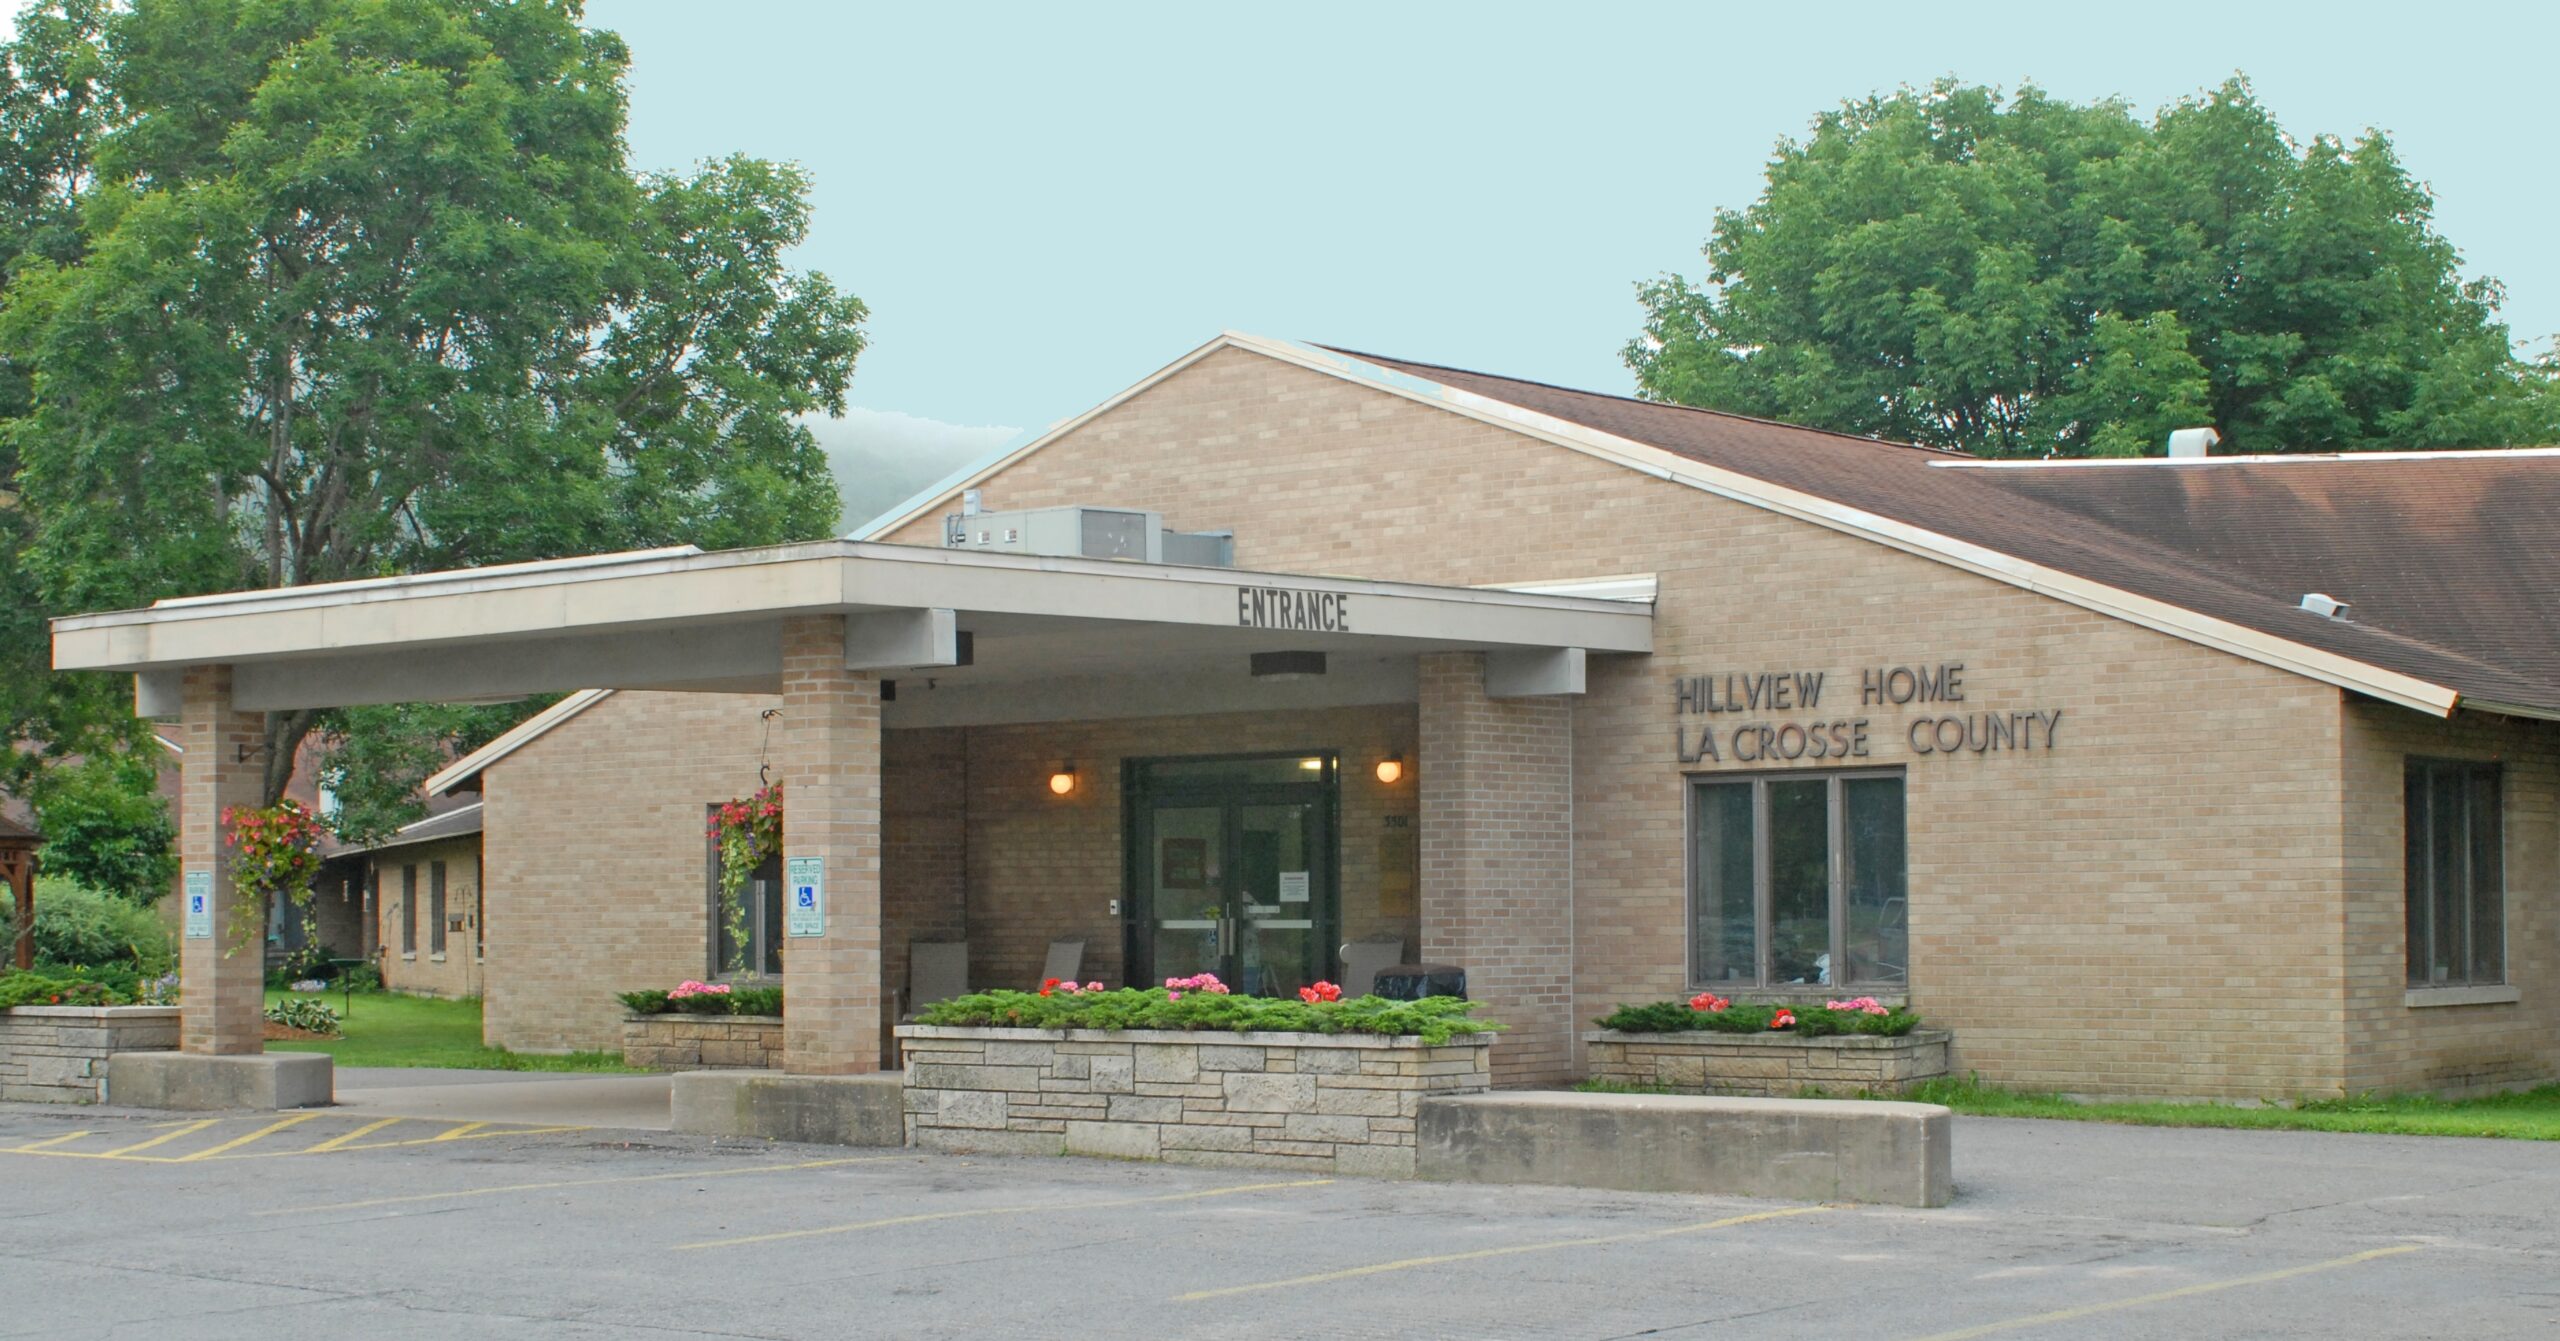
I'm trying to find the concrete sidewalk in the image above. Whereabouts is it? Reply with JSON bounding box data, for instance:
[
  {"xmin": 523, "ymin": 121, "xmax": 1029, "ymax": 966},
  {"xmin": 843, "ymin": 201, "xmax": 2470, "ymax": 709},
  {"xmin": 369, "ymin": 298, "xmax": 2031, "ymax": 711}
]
[{"xmin": 330, "ymin": 1067, "xmax": 671, "ymax": 1130}]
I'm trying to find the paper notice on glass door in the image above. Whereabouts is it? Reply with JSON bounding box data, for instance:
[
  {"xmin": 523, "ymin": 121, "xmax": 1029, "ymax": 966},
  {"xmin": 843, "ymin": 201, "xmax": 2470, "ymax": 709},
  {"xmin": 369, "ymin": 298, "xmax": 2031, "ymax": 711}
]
[{"xmin": 1278, "ymin": 871, "xmax": 1310, "ymax": 903}]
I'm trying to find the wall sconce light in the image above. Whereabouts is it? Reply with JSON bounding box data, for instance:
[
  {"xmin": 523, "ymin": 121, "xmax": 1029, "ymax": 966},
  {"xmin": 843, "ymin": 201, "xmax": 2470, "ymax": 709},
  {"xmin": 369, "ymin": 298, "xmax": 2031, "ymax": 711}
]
[
  {"xmin": 1374, "ymin": 755, "xmax": 1405, "ymax": 785},
  {"xmin": 1047, "ymin": 763, "xmax": 1078, "ymax": 796}
]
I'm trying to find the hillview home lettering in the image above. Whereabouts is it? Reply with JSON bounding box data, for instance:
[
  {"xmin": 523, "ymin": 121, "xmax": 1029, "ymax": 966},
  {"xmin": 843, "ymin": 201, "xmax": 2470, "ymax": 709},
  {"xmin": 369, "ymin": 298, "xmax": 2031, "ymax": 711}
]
[{"xmin": 1672, "ymin": 663, "xmax": 2064, "ymax": 764}]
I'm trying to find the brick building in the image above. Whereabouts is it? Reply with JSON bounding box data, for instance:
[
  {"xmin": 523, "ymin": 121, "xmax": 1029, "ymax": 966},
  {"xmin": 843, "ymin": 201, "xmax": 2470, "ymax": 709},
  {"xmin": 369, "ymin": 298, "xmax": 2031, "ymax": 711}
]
[{"xmin": 61, "ymin": 334, "xmax": 2560, "ymax": 1099}]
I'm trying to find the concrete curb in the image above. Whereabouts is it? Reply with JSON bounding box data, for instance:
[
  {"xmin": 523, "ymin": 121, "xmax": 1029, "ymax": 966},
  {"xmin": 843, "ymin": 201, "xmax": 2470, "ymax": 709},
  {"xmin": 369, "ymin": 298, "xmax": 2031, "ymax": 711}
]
[
  {"xmin": 106, "ymin": 1051, "xmax": 334, "ymax": 1111},
  {"xmin": 670, "ymin": 1069, "xmax": 904, "ymax": 1146},
  {"xmin": 1416, "ymin": 1090, "xmax": 1952, "ymax": 1207}
]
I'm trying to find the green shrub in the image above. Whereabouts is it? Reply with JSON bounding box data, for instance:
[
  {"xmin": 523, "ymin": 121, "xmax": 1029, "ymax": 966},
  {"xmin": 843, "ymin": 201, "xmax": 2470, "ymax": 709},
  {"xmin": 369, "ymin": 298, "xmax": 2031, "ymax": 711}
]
[
  {"xmin": 915, "ymin": 988, "xmax": 1498, "ymax": 1044},
  {"xmin": 1594, "ymin": 998, "xmax": 1921, "ymax": 1037},
  {"xmin": 728, "ymin": 986, "xmax": 783, "ymax": 1017},
  {"xmin": 339, "ymin": 963, "xmax": 382, "ymax": 993},
  {"xmin": 264, "ymin": 996, "xmax": 342, "ymax": 1034},
  {"xmin": 618, "ymin": 989, "xmax": 672, "ymax": 1016},
  {"xmin": 6, "ymin": 879, "xmax": 174, "ymax": 976},
  {"xmin": 0, "ymin": 970, "xmax": 126, "ymax": 1009}
]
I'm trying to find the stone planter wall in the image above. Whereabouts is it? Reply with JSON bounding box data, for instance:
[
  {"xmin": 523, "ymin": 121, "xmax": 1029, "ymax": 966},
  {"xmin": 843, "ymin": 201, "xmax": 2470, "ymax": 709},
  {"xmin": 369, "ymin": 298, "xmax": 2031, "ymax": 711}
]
[
  {"xmin": 896, "ymin": 1025, "xmax": 1494, "ymax": 1177},
  {"xmin": 1583, "ymin": 1028, "xmax": 1952, "ymax": 1097},
  {"xmin": 0, "ymin": 1005, "xmax": 180, "ymax": 1103},
  {"xmin": 622, "ymin": 1014, "xmax": 784, "ymax": 1071}
]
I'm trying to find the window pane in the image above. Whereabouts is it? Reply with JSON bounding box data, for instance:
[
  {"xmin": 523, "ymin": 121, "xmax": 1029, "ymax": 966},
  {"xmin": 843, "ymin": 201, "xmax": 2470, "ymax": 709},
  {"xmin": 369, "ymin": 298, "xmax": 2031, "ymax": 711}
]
[
  {"xmin": 2430, "ymin": 767, "xmax": 2465, "ymax": 985},
  {"xmin": 1768, "ymin": 780, "xmax": 1830, "ymax": 986},
  {"xmin": 1842, "ymin": 777, "xmax": 1908, "ymax": 986},
  {"xmin": 2404, "ymin": 765, "xmax": 2430, "ymax": 985},
  {"xmin": 1690, "ymin": 783, "xmax": 1755, "ymax": 985},
  {"xmin": 2467, "ymin": 769, "xmax": 2503, "ymax": 985}
]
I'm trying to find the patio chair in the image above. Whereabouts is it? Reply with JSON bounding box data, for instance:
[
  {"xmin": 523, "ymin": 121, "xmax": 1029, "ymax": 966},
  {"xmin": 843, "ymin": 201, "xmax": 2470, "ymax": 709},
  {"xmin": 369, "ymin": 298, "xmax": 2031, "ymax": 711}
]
[
  {"xmin": 904, "ymin": 940, "xmax": 970, "ymax": 1019},
  {"xmin": 1041, "ymin": 940, "xmax": 1085, "ymax": 986},
  {"xmin": 1338, "ymin": 936, "xmax": 1405, "ymax": 997}
]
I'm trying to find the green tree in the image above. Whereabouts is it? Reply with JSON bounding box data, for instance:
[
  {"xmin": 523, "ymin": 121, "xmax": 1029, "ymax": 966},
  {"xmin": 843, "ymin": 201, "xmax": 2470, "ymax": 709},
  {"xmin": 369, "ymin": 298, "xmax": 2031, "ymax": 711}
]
[
  {"xmin": 27, "ymin": 752, "xmax": 176, "ymax": 903},
  {"xmin": 1628, "ymin": 78, "xmax": 2560, "ymax": 457},
  {"xmin": 1, "ymin": 0, "xmax": 866, "ymax": 809}
]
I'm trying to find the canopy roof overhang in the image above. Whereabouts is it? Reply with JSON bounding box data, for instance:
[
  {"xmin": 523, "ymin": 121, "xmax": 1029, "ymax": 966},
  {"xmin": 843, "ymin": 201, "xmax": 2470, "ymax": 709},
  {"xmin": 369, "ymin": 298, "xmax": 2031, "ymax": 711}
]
[{"xmin": 53, "ymin": 540, "xmax": 1654, "ymax": 724}]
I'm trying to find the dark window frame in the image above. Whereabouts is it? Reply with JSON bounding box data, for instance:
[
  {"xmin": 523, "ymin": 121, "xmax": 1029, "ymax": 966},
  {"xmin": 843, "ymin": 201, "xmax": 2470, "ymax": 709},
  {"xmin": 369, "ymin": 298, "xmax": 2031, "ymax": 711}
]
[
  {"xmin": 1685, "ymin": 768, "xmax": 1908, "ymax": 992},
  {"xmin": 2405, "ymin": 757, "xmax": 2504, "ymax": 988}
]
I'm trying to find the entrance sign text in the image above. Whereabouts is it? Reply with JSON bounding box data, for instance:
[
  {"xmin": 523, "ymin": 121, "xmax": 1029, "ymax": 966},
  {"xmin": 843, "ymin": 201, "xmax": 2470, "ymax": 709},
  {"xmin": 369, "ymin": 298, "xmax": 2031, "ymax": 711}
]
[
  {"xmin": 1237, "ymin": 586, "xmax": 1350, "ymax": 633},
  {"xmin": 1672, "ymin": 662, "xmax": 2063, "ymax": 764},
  {"xmin": 784, "ymin": 856, "xmax": 826, "ymax": 937}
]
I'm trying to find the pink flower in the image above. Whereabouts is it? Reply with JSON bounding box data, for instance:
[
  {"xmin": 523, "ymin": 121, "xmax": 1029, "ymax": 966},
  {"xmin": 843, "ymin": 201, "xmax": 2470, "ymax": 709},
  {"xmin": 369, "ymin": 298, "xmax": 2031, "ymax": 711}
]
[
  {"xmin": 1166, "ymin": 990, "xmax": 1182, "ymax": 1001},
  {"xmin": 1085, "ymin": 982, "xmax": 1103, "ymax": 993}
]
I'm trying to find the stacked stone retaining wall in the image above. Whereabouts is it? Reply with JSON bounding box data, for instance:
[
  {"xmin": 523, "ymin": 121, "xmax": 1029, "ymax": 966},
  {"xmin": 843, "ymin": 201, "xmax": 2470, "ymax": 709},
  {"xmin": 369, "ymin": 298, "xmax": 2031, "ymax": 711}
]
[
  {"xmin": 896, "ymin": 1025, "xmax": 1492, "ymax": 1176},
  {"xmin": 622, "ymin": 1015, "xmax": 784, "ymax": 1071},
  {"xmin": 0, "ymin": 1006, "xmax": 180, "ymax": 1102},
  {"xmin": 1583, "ymin": 1029, "xmax": 1952, "ymax": 1097}
]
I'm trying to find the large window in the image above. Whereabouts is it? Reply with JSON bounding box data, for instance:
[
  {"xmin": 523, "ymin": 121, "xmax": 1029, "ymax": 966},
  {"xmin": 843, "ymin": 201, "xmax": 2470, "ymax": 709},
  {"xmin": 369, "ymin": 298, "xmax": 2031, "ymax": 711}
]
[
  {"xmin": 1690, "ymin": 771, "xmax": 1906, "ymax": 990},
  {"xmin": 399, "ymin": 864, "xmax": 418, "ymax": 955},
  {"xmin": 2406, "ymin": 759, "xmax": 2503, "ymax": 987}
]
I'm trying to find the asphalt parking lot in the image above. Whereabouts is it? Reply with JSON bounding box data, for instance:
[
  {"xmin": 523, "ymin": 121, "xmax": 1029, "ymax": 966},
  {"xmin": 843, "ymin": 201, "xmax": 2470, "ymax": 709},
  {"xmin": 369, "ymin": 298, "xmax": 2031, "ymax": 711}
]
[{"xmin": 0, "ymin": 1101, "xmax": 2552, "ymax": 1339}]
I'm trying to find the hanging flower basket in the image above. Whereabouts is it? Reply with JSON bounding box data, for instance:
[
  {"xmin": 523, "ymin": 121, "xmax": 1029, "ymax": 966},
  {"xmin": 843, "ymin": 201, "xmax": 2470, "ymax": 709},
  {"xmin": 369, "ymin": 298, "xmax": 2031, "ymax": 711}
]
[
  {"xmin": 221, "ymin": 801, "xmax": 329, "ymax": 952},
  {"xmin": 706, "ymin": 784, "xmax": 782, "ymax": 974}
]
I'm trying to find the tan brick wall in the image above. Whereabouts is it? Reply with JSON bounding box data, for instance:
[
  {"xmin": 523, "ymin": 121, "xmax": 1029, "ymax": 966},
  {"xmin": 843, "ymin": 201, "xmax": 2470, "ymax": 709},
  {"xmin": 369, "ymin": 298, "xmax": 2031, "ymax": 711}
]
[
  {"xmin": 777, "ymin": 615, "xmax": 886, "ymax": 1075},
  {"xmin": 178, "ymin": 667, "xmax": 264, "ymax": 1056},
  {"xmin": 877, "ymin": 345, "xmax": 2422, "ymax": 1098},
  {"xmin": 1419, "ymin": 653, "xmax": 1574, "ymax": 1086},
  {"xmin": 2342, "ymin": 703, "xmax": 2560, "ymax": 1094},
  {"xmin": 482, "ymin": 690, "xmax": 773, "ymax": 1052},
  {"xmin": 373, "ymin": 835, "xmax": 484, "ymax": 1000}
]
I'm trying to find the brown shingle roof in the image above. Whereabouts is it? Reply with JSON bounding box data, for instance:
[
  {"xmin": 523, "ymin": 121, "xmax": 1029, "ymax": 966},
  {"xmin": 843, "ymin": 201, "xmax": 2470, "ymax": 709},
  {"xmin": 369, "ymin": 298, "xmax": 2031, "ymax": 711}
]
[{"xmin": 1337, "ymin": 349, "xmax": 2560, "ymax": 719}]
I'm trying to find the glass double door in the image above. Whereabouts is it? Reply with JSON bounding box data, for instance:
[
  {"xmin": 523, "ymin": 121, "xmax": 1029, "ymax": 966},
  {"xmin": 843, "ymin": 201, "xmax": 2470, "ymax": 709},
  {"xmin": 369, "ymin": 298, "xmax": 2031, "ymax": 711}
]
[{"xmin": 1130, "ymin": 753, "xmax": 1337, "ymax": 998}]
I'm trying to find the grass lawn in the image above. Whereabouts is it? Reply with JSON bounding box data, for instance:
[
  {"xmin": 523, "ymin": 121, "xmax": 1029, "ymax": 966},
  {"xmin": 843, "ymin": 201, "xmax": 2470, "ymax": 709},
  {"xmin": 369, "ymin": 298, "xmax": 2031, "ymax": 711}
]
[
  {"xmin": 263, "ymin": 988, "xmax": 641, "ymax": 1073},
  {"xmin": 1907, "ymin": 1076, "xmax": 2560, "ymax": 1141}
]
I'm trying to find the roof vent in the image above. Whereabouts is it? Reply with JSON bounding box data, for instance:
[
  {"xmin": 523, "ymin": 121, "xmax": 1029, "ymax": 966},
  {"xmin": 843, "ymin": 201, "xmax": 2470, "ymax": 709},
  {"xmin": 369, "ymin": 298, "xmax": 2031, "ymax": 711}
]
[
  {"xmin": 2299, "ymin": 592, "xmax": 2351, "ymax": 621},
  {"xmin": 2166, "ymin": 427, "xmax": 2221, "ymax": 458}
]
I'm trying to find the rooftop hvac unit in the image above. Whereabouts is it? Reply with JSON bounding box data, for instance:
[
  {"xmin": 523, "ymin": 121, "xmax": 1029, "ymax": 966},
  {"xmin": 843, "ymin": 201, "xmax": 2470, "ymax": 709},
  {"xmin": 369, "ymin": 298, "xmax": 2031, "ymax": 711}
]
[{"xmin": 940, "ymin": 504, "xmax": 1234, "ymax": 568}]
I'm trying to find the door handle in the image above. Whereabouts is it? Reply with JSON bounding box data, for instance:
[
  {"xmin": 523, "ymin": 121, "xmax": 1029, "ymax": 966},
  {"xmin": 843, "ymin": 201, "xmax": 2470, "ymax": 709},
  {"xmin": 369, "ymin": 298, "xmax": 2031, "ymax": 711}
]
[{"xmin": 1219, "ymin": 917, "xmax": 1234, "ymax": 957}]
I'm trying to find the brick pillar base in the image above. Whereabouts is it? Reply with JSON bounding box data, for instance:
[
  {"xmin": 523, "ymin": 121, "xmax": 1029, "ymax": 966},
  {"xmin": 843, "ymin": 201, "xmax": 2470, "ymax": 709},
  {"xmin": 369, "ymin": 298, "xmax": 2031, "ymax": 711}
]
[
  {"xmin": 778, "ymin": 616, "xmax": 886, "ymax": 1075},
  {"xmin": 179, "ymin": 666, "xmax": 268, "ymax": 1055},
  {"xmin": 1419, "ymin": 652, "xmax": 1575, "ymax": 1086}
]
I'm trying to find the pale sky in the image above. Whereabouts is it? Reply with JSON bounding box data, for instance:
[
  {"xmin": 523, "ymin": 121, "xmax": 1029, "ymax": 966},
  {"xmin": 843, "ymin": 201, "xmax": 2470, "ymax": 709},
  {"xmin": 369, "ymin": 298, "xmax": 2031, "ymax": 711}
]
[{"xmin": 21, "ymin": 3, "xmax": 2560, "ymax": 522}]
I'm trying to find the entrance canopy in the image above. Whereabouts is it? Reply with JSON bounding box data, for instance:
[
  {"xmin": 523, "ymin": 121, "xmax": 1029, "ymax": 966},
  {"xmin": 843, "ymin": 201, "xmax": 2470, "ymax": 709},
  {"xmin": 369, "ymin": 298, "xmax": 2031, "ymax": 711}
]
[{"xmin": 53, "ymin": 539, "xmax": 1655, "ymax": 724}]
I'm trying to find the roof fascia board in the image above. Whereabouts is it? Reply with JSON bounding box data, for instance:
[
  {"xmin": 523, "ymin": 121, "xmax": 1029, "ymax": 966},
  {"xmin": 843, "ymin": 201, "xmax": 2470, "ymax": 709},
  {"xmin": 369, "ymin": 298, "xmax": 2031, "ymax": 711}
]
[
  {"xmin": 1229, "ymin": 335, "xmax": 2462, "ymax": 718},
  {"xmin": 2454, "ymin": 698, "xmax": 2560, "ymax": 724},
  {"xmin": 1933, "ymin": 447, "xmax": 2560, "ymax": 468},
  {"xmin": 424, "ymin": 690, "xmax": 614, "ymax": 795}
]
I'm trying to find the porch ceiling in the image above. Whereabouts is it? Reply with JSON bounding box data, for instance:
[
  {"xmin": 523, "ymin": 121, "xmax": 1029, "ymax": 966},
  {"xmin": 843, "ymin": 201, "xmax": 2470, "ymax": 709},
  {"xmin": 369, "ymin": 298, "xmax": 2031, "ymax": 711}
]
[{"xmin": 52, "ymin": 540, "xmax": 1654, "ymax": 714}]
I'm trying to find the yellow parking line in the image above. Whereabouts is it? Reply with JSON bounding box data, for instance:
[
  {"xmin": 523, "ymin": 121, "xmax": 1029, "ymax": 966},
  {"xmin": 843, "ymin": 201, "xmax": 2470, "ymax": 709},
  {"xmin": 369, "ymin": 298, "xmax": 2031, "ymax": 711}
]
[
  {"xmin": 1175, "ymin": 1204, "xmax": 1831, "ymax": 1302},
  {"xmin": 97, "ymin": 1119, "xmax": 220, "ymax": 1156},
  {"xmin": 176, "ymin": 1111, "xmax": 322, "ymax": 1161},
  {"xmin": 303, "ymin": 1118, "xmax": 403, "ymax": 1153},
  {"xmin": 9, "ymin": 1130, "xmax": 96, "ymax": 1152},
  {"xmin": 1903, "ymin": 1244, "xmax": 2426, "ymax": 1341},
  {"xmin": 431, "ymin": 1121, "xmax": 488, "ymax": 1142},
  {"xmin": 213, "ymin": 1122, "xmax": 588, "ymax": 1159},
  {"xmin": 259, "ymin": 1156, "xmax": 896, "ymax": 1215},
  {"xmin": 677, "ymin": 1177, "xmax": 1336, "ymax": 1251}
]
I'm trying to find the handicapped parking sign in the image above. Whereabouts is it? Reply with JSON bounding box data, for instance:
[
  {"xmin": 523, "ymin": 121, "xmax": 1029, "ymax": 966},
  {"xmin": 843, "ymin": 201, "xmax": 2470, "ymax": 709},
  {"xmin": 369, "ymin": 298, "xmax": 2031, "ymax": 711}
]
[
  {"xmin": 183, "ymin": 870, "xmax": 213, "ymax": 939},
  {"xmin": 784, "ymin": 856, "xmax": 825, "ymax": 937}
]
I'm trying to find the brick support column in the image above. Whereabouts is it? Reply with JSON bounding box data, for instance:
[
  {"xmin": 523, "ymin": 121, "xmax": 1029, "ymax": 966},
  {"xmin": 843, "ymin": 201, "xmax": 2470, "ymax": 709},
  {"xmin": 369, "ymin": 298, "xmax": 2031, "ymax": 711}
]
[
  {"xmin": 1418, "ymin": 652, "xmax": 1575, "ymax": 1087},
  {"xmin": 778, "ymin": 616, "xmax": 886, "ymax": 1074},
  {"xmin": 178, "ymin": 666, "xmax": 268, "ymax": 1055}
]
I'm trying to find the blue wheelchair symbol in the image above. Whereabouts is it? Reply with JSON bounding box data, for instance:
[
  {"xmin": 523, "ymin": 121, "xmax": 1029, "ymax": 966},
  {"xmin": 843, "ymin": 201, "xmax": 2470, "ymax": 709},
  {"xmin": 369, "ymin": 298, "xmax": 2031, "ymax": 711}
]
[{"xmin": 795, "ymin": 885, "xmax": 817, "ymax": 908}]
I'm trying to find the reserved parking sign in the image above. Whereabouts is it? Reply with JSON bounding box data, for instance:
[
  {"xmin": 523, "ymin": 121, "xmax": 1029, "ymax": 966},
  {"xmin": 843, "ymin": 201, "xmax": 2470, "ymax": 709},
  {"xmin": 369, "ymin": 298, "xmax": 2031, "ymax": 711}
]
[{"xmin": 784, "ymin": 856, "xmax": 825, "ymax": 937}]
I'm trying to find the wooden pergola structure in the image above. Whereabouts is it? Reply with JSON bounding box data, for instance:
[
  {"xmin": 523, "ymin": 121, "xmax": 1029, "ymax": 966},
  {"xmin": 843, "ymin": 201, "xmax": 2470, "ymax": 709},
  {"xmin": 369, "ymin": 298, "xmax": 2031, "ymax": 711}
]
[{"xmin": 0, "ymin": 810, "xmax": 36, "ymax": 971}]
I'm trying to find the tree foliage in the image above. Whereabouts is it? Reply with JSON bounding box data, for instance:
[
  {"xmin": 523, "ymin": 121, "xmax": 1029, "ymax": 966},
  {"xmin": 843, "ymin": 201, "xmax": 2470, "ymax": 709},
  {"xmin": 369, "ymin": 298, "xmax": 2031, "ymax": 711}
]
[
  {"xmin": 1628, "ymin": 78, "xmax": 2560, "ymax": 458},
  {"xmin": 0, "ymin": 0, "xmax": 866, "ymax": 813}
]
